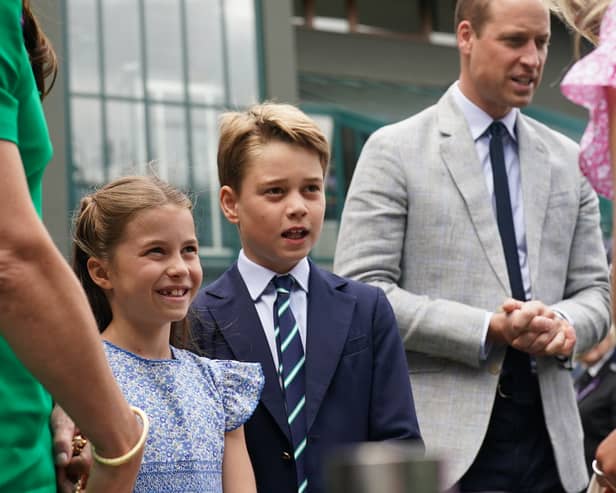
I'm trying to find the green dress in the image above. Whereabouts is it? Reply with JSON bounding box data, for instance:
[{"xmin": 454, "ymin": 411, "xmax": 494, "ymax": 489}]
[{"xmin": 0, "ymin": 1, "xmax": 55, "ymax": 491}]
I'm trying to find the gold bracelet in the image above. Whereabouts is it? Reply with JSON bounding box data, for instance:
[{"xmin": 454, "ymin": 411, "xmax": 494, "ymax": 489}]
[{"xmin": 91, "ymin": 406, "xmax": 149, "ymax": 467}]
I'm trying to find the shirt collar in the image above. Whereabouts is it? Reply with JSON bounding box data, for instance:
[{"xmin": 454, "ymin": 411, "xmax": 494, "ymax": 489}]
[
  {"xmin": 237, "ymin": 249, "xmax": 310, "ymax": 301},
  {"xmin": 451, "ymin": 81, "xmax": 518, "ymax": 142}
]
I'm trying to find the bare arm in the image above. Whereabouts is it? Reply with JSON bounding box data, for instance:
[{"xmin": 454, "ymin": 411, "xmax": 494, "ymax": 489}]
[
  {"xmin": 0, "ymin": 140, "xmax": 142, "ymax": 491},
  {"xmin": 222, "ymin": 426, "xmax": 256, "ymax": 493}
]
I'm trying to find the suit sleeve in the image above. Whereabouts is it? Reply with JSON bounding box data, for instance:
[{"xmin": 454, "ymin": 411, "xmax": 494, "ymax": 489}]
[
  {"xmin": 369, "ymin": 287, "xmax": 422, "ymax": 444},
  {"xmin": 550, "ymin": 172, "xmax": 611, "ymax": 354},
  {"xmin": 334, "ymin": 127, "xmax": 488, "ymax": 368}
]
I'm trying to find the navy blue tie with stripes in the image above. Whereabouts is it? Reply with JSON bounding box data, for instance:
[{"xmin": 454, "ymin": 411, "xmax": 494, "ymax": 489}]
[{"xmin": 273, "ymin": 275, "xmax": 308, "ymax": 493}]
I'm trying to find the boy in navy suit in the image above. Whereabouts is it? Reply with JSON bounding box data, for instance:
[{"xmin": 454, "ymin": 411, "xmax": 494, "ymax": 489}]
[{"xmin": 190, "ymin": 102, "xmax": 421, "ymax": 493}]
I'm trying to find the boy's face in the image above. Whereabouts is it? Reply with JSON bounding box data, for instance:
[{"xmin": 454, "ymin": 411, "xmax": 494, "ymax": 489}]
[{"xmin": 220, "ymin": 141, "xmax": 326, "ymax": 274}]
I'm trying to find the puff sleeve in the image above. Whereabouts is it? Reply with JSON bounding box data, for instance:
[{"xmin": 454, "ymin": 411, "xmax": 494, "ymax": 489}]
[
  {"xmin": 208, "ymin": 360, "xmax": 264, "ymax": 432},
  {"xmin": 561, "ymin": 0, "xmax": 616, "ymax": 199}
]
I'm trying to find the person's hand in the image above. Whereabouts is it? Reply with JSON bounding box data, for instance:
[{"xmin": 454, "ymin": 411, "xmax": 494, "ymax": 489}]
[
  {"xmin": 489, "ymin": 299, "xmax": 575, "ymax": 357},
  {"xmin": 594, "ymin": 429, "xmax": 616, "ymax": 491},
  {"xmin": 51, "ymin": 404, "xmax": 91, "ymax": 492}
]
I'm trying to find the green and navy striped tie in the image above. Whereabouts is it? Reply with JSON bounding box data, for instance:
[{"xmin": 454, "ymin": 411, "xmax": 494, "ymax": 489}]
[{"xmin": 273, "ymin": 275, "xmax": 308, "ymax": 493}]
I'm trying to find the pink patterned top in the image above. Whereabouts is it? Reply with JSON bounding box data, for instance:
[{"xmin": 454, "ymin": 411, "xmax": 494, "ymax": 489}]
[{"xmin": 561, "ymin": 0, "xmax": 616, "ymax": 199}]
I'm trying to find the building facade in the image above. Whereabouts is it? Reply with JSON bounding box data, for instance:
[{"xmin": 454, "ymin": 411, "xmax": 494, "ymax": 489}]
[{"xmin": 39, "ymin": 0, "xmax": 604, "ymax": 279}]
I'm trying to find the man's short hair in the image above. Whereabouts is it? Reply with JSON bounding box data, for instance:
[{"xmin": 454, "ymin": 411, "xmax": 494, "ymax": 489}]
[
  {"xmin": 217, "ymin": 102, "xmax": 330, "ymax": 192},
  {"xmin": 454, "ymin": 0, "xmax": 493, "ymax": 35}
]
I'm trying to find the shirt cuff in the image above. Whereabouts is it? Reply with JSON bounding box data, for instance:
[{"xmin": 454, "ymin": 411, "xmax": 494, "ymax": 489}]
[
  {"xmin": 480, "ymin": 312, "xmax": 492, "ymax": 360},
  {"xmin": 552, "ymin": 308, "xmax": 574, "ymax": 369},
  {"xmin": 552, "ymin": 308, "xmax": 574, "ymax": 327}
]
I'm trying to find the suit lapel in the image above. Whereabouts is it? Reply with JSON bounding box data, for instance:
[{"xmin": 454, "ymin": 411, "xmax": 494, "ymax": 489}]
[
  {"xmin": 516, "ymin": 115, "xmax": 550, "ymax": 291},
  {"xmin": 305, "ymin": 263, "xmax": 355, "ymax": 431},
  {"xmin": 438, "ymin": 92, "xmax": 510, "ymax": 295},
  {"xmin": 205, "ymin": 265, "xmax": 290, "ymax": 440}
]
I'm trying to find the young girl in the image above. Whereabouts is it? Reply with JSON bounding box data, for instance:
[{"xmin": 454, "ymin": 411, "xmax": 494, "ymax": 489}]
[{"xmin": 72, "ymin": 175, "xmax": 263, "ymax": 493}]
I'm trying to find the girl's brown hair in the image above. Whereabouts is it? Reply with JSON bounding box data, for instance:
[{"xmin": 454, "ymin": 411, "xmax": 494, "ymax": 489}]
[
  {"xmin": 72, "ymin": 175, "xmax": 197, "ymax": 350},
  {"xmin": 22, "ymin": 0, "xmax": 58, "ymax": 99}
]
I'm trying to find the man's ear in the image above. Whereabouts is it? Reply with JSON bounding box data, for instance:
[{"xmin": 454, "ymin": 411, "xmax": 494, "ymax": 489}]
[
  {"xmin": 219, "ymin": 185, "xmax": 240, "ymax": 224},
  {"xmin": 86, "ymin": 257, "xmax": 113, "ymax": 290},
  {"xmin": 457, "ymin": 19, "xmax": 474, "ymax": 55}
]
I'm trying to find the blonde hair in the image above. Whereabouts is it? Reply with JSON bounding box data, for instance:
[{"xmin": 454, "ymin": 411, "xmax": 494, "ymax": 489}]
[
  {"xmin": 72, "ymin": 175, "xmax": 196, "ymax": 349},
  {"xmin": 548, "ymin": 0, "xmax": 610, "ymax": 52},
  {"xmin": 217, "ymin": 102, "xmax": 330, "ymax": 192}
]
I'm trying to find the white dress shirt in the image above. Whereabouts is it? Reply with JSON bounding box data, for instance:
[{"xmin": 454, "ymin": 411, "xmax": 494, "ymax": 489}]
[{"xmin": 236, "ymin": 250, "xmax": 309, "ymax": 372}]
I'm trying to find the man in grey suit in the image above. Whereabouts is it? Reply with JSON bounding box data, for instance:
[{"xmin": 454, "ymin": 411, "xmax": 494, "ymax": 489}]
[{"xmin": 334, "ymin": 0, "xmax": 610, "ymax": 491}]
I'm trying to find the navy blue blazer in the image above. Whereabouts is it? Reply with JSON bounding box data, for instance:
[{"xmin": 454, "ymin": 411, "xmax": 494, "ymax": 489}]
[{"xmin": 190, "ymin": 261, "xmax": 422, "ymax": 493}]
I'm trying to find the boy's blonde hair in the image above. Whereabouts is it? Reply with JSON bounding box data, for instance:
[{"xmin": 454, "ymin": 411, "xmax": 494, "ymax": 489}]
[
  {"xmin": 217, "ymin": 102, "xmax": 330, "ymax": 192},
  {"xmin": 548, "ymin": 0, "xmax": 609, "ymax": 50}
]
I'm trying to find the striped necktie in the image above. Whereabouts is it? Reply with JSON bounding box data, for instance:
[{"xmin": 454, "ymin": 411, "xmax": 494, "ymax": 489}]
[{"xmin": 273, "ymin": 275, "xmax": 308, "ymax": 493}]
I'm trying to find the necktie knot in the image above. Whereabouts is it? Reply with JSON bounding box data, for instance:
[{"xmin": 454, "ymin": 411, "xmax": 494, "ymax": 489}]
[
  {"xmin": 273, "ymin": 274, "xmax": 294, "ymax": 294},
  {"xmin": 489, "ymin": 121, "xmax": 507, "ymax": 139}
]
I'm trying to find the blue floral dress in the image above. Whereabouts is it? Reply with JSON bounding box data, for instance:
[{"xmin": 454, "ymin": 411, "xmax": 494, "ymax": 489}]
[{"xmin": 103, "ymin": 341, "xmax": 263, "ymax": 492}]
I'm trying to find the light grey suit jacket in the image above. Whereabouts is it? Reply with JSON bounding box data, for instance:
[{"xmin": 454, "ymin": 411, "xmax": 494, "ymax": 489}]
[{"xmin": 334, "ymin": 87, "xmax": 611, "ymax": 492}]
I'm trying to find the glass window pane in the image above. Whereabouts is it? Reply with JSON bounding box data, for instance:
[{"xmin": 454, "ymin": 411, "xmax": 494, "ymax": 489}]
[
  {"xmin": 103, "ymin": 0, "xmax": 143, "ymax": 97},
  {"xmin": 145, "ymin": 1, "xmax": 184, "ymax": 102},
  {"xmin": 191, "ymin": 109, "xmax": 236, "ymax": 255},
  {"xmin": 190, "ymin": 109, "xmax": 219, "ymax": 191},
  {"xmin": 149, "ymin": 105, "xmax": 188, "ymax": 188},
  {"xmin": 186, "ymin": 0, "xmax": 226, "ymax": 105},
  {"xmin": 71, "ymin": 97, "xmax": 103, "ymax": 186},
  {"xmin": 67, "ymin": 0, "xmax": 100, "ymax": 93},
  {"xmin": 224, "ymin": 0, "xmax": 259, "ymax": 106},
  {"xmin": 106, "ymin": 101, "xmax": 147, "ymax": 178}
]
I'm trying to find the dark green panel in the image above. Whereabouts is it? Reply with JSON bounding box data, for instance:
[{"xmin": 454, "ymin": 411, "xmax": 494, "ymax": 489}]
[
  {"xmin": 357, "ymin": 0, "xmax": 421, "ymax": 33},
  {"xmin": 432, "ymin": 0, "xmax": 456, "ymax": 33},
  {"xmin": 315, "ymin": 0, "xmax": 346, "ymax": 19}
]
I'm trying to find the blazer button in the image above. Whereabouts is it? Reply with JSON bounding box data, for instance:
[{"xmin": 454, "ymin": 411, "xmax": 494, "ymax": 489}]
[
  {"xmin": 282, "ymin": 451, "xmax": 292, "ymax": 461},
  {"xmin": 488, "ymin": 363, "xmax": 501, "ymax": 375}
]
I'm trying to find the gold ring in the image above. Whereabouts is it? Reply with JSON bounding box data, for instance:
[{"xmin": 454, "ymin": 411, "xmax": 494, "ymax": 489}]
[{"xmin": 71, "ymin": 434, "xmax": 87, "ymax": 456}]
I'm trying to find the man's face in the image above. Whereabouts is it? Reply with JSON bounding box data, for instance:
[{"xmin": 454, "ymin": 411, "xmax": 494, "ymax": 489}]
[{"xmin": 457, "ymin": 0, "xmax": 551, "ymax": 119}]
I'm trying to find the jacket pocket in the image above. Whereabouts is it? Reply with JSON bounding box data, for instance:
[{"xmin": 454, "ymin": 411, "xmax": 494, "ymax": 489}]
[{"xmin": 341, "ymin": 335, "xmax": 369, "ymax": 357}]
